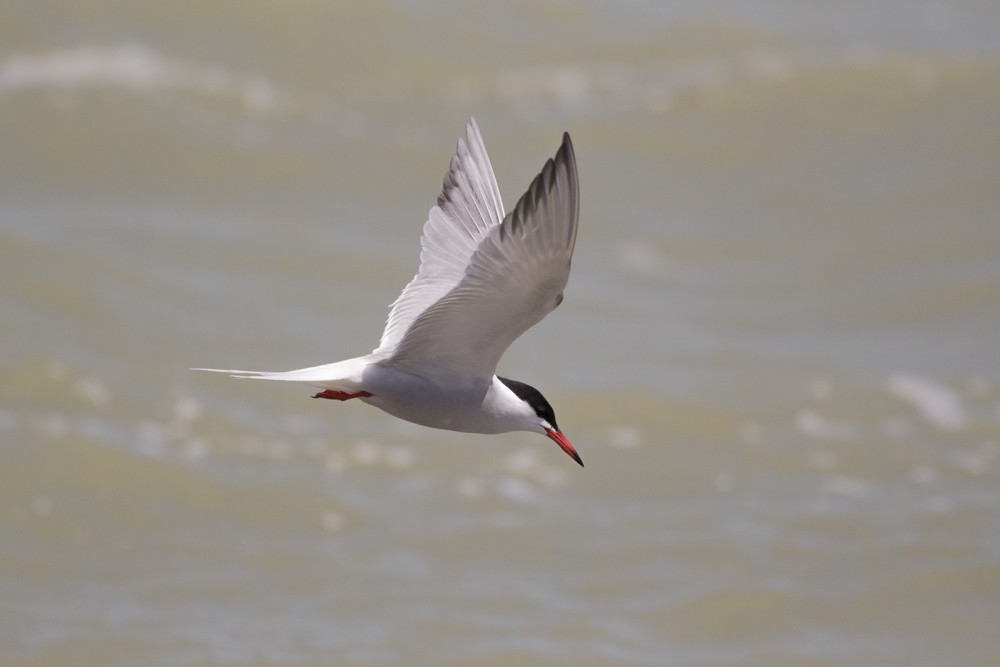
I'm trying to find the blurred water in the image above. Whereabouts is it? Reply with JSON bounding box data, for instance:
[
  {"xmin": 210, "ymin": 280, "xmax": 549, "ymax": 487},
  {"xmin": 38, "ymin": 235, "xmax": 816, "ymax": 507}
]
[{"xmin": 2, "ymin": 2, "xmax": 1000, "ymax": 666}]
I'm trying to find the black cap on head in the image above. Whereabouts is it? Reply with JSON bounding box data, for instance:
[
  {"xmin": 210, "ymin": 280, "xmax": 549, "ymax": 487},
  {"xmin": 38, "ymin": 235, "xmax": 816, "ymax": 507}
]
[{"xmin": 497, "ymin": 376, "xmax": 559, "ymax": 431}]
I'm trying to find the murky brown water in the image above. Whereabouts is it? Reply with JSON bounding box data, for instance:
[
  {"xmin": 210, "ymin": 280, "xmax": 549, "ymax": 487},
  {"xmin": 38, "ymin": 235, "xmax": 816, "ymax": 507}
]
[{"xmin": 3, "ymin": 3, "xmax": 1000, "ymax": 666}]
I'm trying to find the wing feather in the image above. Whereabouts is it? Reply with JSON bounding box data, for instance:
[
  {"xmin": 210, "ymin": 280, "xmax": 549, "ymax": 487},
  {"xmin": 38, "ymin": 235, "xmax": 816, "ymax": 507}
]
[
  {"xmin": 375, "ymin": 118, "xmax": 505, "ymax": 353},
  {"xmin": 384, "ymin": 132, "xmax": 579, "ymax": 384}
]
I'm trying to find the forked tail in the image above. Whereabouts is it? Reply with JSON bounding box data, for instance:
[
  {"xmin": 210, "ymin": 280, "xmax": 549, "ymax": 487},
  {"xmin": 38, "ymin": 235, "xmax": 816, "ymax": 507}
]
[{"xmin": 191, "ymin": 357, "xmax": 371, "ymax": 393}]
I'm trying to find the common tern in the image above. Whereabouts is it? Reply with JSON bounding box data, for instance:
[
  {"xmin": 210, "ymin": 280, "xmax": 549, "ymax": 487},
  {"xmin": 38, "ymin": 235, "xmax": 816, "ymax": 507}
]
[{"xmin": 195, "ymin": 119, "xmax": 582, "ymax": 465}]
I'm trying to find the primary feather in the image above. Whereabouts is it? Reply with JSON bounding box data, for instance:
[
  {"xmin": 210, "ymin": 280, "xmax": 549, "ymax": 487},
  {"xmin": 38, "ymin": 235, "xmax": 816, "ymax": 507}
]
[{"xmin": 375, "ymin": 118, "xmax": 506, "ymax": 355}]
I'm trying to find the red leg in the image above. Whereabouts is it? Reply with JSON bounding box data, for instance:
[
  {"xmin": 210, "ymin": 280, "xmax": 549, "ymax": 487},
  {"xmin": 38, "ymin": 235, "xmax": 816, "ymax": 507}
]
[{"xmin": 312, "ymin": 389, "xmax": 372, "ymax": 401}]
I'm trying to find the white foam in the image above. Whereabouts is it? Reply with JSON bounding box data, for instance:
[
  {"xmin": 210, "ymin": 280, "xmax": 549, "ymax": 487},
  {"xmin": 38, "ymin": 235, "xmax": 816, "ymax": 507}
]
[
  {"xmin": 494, "ymin": 62, "xmax": 630, "ymax": 111},
  {"xmin": 73, "ymin": 376, "xmax": 110, "ymax": 407},
  {"xmin": 533, "ymin": 467, "xmax": 569, "ymax": 489},
  {"xmin": 495, "ymin": 476, "xmax": 537, "ymax": 504},
  {"xmin": 351, "ymin": 440, "xmax": 382, "ymax": 465},
  {"xmin": 886, "ymin": 374, "xmax": 969, "ymax": 431},
  {"xmin": 173, "ymin": 395, "xmax": 202, "ymax": 422},
  {"xmin": 743, "ymin": 48, "xmax": 796, "ymax": 83},
  {"xmin": 505, "ymin": 447, "xmax": 542, "ymax": 474},
  {"xmin": 953, "ymin": 445, "xmax": 995, "ymax": 476},
  {"xmin": 614, "ymin": 241, "xmax": 666, "ymax": 279},
  {"xmin": 0, "ymin": 44, "xmax": 281, "ymax": 112},
  {"xmin": 607, "ymin": 424, "xmax": 644, "ymax": 449},
  {"xmin": 383, "ymin": 445, "xmax": 415, "ymax": 469},
  {"xmin": 503, "ymin": 448, "xmax": 569, "ymax": 488},
  {"xmin": 795, "ymin": 409, "xmax": 856, "ymax": 440}
]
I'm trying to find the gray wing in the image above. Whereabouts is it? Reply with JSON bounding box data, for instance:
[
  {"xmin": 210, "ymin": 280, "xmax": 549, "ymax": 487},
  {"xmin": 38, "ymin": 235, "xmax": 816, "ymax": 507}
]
[
  {"xmin": 383, "ymin": 132, "xmax": 578, "ymax": 384},
  {"xmin": 375, "ymin": 118, "xmax": 505, "ymax": 355}
]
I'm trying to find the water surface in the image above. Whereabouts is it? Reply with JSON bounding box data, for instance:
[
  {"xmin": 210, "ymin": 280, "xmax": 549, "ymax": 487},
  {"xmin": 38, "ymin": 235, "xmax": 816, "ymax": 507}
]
[{"xmin": 3, "ymin": 3, "xmax": 1000, "ymax": 666}]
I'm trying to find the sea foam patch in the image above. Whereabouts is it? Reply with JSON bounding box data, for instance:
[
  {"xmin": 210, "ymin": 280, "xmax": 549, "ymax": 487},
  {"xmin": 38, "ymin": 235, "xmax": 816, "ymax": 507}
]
[
  {"xmin": 886, "ymin": 374, "xmax": 969, "ymax": 431},
  {"xmin": 0, "ymin": 44, "xmax": 281, "ymax": 112}
]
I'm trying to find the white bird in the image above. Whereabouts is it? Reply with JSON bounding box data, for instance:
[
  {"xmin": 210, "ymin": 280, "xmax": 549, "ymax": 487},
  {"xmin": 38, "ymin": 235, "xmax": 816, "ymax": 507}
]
[{"xmin": 194, "ymin": 119, "xmax": 582, "ymax": 465}]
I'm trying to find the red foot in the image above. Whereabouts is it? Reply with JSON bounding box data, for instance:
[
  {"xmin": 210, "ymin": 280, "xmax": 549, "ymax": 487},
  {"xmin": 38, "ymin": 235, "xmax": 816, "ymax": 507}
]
[{"xmin": 312, "ymin": 389, "xmax": 372, "ymax": 401}]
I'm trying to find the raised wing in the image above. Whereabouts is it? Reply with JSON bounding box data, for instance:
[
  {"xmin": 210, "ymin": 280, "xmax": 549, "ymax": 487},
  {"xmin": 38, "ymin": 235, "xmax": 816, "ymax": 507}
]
[
  {"xmin": 375, "ymin": 118, "xmax": 505, "ymax": 355},
  {"xmin": 383, "ymin": 132, "xmax": 578, "ymax": 385}
]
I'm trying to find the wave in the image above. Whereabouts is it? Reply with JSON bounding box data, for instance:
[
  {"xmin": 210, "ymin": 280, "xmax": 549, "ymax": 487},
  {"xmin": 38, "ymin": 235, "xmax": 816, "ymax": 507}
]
[{"xmin": 0, "ymin": 44, "xmax": 282, "ymax": 113}]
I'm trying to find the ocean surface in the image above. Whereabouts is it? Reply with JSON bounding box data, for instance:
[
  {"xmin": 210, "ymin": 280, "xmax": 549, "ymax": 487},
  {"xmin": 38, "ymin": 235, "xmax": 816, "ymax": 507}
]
[{"xmin": 3, "ymin": 2, "xmax": 1000, "ymax": 666}]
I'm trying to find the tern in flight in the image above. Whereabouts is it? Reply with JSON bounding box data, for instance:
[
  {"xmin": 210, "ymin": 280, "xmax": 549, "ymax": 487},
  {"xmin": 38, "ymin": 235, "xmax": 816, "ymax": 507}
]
[{"xmin": 195, "ymin": 119, "xmax": 582, "ymax": 465}]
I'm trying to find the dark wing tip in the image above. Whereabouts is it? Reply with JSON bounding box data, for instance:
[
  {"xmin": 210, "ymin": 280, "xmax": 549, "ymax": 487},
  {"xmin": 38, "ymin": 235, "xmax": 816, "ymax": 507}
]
[
  {"xmin": 503, "ymin": 129, "xmax": 579, "ymax": 243},
  {"xmin": 560, "ymin": 131, "xmax": 574, "ymax": 156}
]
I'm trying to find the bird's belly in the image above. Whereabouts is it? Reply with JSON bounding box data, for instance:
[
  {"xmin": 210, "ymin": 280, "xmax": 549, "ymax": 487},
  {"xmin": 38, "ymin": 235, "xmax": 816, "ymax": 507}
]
[{"xmin": 359, "ymin": 371, "xmax": 491, "ymax": 434}]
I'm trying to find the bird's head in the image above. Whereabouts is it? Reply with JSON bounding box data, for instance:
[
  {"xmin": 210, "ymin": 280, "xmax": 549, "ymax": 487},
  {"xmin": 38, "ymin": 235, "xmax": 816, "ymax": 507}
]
[{"xmin": 497, "ymin": 376, "xmax": 583, "ymax": 467}]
